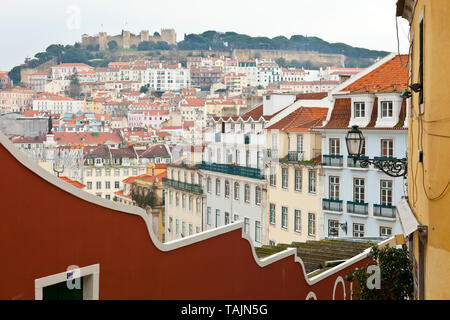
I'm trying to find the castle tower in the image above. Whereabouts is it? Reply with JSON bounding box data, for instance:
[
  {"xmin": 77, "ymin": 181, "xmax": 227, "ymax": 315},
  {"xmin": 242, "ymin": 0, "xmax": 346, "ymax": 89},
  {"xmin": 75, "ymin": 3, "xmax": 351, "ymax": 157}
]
[
  {"xmin": 140, "ymin": 30, "xmax": 149, "ymax": 42},
  {"xmin": 81, "ymin": 34, "xmax": 90, "ymax": 49},
  {"xmin": 98, "ymin": 32, "xmax": 108, "ymax": 51},
  {"xmin": 160, "ymin": 29, "xmax": 177, "ymax": 45},
  {"xmin": 122, "ymin": 30, "xmax": 131, "ymax": 49}
]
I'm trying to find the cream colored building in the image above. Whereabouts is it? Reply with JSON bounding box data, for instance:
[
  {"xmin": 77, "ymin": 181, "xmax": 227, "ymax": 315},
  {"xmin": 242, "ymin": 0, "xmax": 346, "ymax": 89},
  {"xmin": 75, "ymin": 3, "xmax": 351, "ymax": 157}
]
[
  {"xmin": 264, "ymin": 106, "xmax": 329, "ymax": 245},
  {"xmin": 164, "ymin": 163, "xmax": 205, "ymax": 241},
  {"xmin": 84, "ymin": 102, "xmax": 105, "ymax": 114}
]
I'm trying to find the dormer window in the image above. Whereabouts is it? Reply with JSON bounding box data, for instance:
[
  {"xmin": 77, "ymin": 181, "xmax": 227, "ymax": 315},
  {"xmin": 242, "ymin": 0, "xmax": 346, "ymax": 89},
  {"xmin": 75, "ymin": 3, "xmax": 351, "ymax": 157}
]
[
  {"xmin": 381, "ymin": 101, "xmax": 393, "ymax": 118},
  {"xmin": 354, "ymin": 102, "xmax": 365, "ymax": 118}
]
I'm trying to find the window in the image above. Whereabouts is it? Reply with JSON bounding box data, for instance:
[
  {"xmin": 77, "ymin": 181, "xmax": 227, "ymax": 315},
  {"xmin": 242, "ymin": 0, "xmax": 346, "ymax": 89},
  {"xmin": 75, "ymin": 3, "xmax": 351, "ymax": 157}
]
[
  {"xmin": 261, "ymin": 201, "xmax": 274, "ymax": 227},
  {"xmin": 215, "ymin": 210, "xmax": 220, "ymax": 227},
  {"xmin": 328, "ymin": 220, "xmax": 339, "ymax": 237},
  {"xmin": 196, "ymin": 226, "xmax": 200, "ymax": 234},
  {"xmin": 225, "ymin": 180, "xmax": 230, "ymax": 198},
  {"xmin": 296, "ymin": 135, "xmax": 303, "ymax": 152},
  {"xmin": 196, "ymin": 198, "xmax": 201, "ymax": 214},
  {"xmin": 380, "ymin": 226, "xmax": 392, "ymax": 237},
  {"xmin": 381, "ymin": 101, "xmax": 393, "ymax": 118},
  {"xmin": 381, "ymin": 139, "xmax": 394, "ymax": 158},
  {"xmin": 207, "ymin": 207, "xmax": 211, "ymax": 226},
  {"xmin": 87, "ymin": 182, "xmax": 92, "ymax": 190},
  {"xmin": 281, "ymin": 207, "xmax": 288, "ymax": 229},
  {"xmin": 169, "ymin": 217, "xmax": 173, "ymax": 233},
  {"xmin": 294, "ymin": 210, "xmax": 301, "ymax": 233},
  {"xmin": 114, "ymin": 181, "xmax": 120, "ymax": 189},
  {"xmin": 329, "ymin": 176, "xmax": 340, "ymax": 200},
  {"xmin": 176, "ymin": 219, "xmax": 179, "ymax": 235},
  {"xmin": 349, "ymin": 179, "xmax": 366, "ymax": 206},
  {"xmin": 244, "ymin": 218, "xmax": 250, "ymax": 234},
  {"xmin": 215, "ymin": 179, "xmax": 220, "ymax": 196},
  {"xmin": 244, "ymin": 184, "xmax": 250, "ymax": 203},
  {"xmin": 269, "ymin": 166, "xmax": 276, "ymax": 187},
  {"xmin": 308, "ymin": 170, "xmax": 316, "ymax": 194},
  {"xmin": 255, "ymin": 221, "xmax": 261, "ymax": 243},
  {"xmin": 105, "ymin": 169, "xmax": 111, "ymax": 176},
  {"xmin": 96, "ymin": 182, "xmax": 101, "ymax": 190},
  {"xmin": 295, "ymin": 169, "xmax": 302, "ymax": 192},
  {"xmin": 189, "ymin": 196, "xmax": 193, "ymax": 212},
  {"xmin": 169, "ymin": 191, "xmax": 173, "ymax": 205},
  {"xmin": 329, "ymin": 138, "xmax": 340, "ymax": 155},
  {"xmin": 189, "ymin": 224, "xmax": 193, "ymax": 236},
  {"xmin": 207, "ymin": 177, "xmax": 211, "ymax": 193},
  {"xmin": 105, "ymin": 181, "xmax": 111, "ymax": 190},
  {"xmin": 182, "ymin": 194, "xmax": 186, "ymax": 209},
  {"xmin": 353, "ymin": 223, "xmax": 365, "ymax": 237},
  {"xmin": 175, "ymin": 193, "xmax": 179, "ymax": 207},
  {"xmin": 96, "ymin": 169, "xmax": 102, "ymax": 177},
  {"xmin": 354, "ymin": 102, "xmax": 365, "ymax": 118},
  {"xmin": 308, "ymin": 213, "xmax": 316, "ymax": 236},
  {"xmin": 123, "ymin": 168, "xmax": 129, "ymax": 176},
  {"xmin": 255, "ymin": 186, "xmax": 261, "ymax": 205},
  {"xmin": 182, "ymin": 222, "xmax": 186, "ymax": 236},
  {"xmin": 234, "ymin": 182, "xmax": 239, "ymax": 200},
  {"xmin": 380, "ymin": 180, "xmax": 393, "ymax": 206},
  {"xmin": 114, "ymin": 169, "xmax": 120, "ymax": 176},
  {"xmin": 224, "ymin": 212, "xmax": 230, "ymax": 225},
  {"xmin": 86, "ymin": 169, "xmax": 92, "ymax": 177},
  {"xmin": 282, "ymin": 168, "xmax": 288, "ymax": 189}
]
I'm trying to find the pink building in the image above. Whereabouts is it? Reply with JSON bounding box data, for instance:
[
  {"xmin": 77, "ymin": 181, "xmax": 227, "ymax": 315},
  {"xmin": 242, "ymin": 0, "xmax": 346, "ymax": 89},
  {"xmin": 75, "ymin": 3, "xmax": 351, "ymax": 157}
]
[
  {"xmin": 0, "ymin": 72, "xmax": 12, "ymax": 89},
  {"xmin": 0, "ymin": 87, "xmax": 35, "ymax": 112},
  {"xmin": 128, "ymin": 109, "xmax": 169, "ymax": 129}
]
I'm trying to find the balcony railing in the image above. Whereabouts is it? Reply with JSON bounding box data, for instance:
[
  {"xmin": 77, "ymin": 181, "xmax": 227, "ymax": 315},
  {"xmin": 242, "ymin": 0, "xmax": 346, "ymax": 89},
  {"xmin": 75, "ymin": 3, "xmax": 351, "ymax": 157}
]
[
  {"xmin": 373, "ymin": 204, "xmax": 397, "ymax": 218},
  {"xmin": 322, "ymin": 155, "xmax": 344, "ymax": 167},
  {"xmin": 347, "ymin": 201, "xmax": 369, "ymax": 215},
  {"xmin": 201, "ymin": 161, "xmax": 265, "ymax": 180},
  {"xmin": 322, "ymin": 199, "xmax": 343, "ymax": 212},
  {"xmin": 288, "ymin": 151, "xmax": 304, "ymax": 162},
  {"xmin": 163, "ymin": 178, "xmax": 203, "ymax": 194},
  {"xmin": 347, "ymin": 156, "xmax": 369, "ymax": 168}
]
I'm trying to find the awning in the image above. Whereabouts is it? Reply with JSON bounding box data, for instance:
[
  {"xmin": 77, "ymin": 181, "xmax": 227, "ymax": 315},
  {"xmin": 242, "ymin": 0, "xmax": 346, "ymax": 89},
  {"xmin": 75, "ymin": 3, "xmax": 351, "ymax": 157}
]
[{"xmin": 396, "ymin": 198, "xmax": 420, "ymax": 237}]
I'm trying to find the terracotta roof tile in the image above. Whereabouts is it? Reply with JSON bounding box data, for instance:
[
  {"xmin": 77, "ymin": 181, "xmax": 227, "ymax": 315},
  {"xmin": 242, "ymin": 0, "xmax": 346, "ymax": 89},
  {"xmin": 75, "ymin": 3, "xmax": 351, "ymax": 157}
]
[
  {"xmin": 322, "ymin": 98, "xmax": 351, "ymax": 129},
  {"xmin": 267, "ymin": 107, "xmax": 329, "ymax": 131},
  {"xmin": 342, "ymin": 55, "xmax": 409, "ymax": 93}
]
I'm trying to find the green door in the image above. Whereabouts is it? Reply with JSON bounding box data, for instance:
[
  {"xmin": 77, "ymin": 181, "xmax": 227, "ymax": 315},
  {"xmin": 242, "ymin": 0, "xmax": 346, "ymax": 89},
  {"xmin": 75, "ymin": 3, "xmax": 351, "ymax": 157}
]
[{"xmin": 43, "ymin": 278, "xmax": 83, "ymax": 300}]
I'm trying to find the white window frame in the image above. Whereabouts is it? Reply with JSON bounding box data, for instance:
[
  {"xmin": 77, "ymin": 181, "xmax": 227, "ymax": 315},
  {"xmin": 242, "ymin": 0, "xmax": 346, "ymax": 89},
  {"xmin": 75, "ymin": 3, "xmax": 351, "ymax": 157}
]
[{"xmin": 34, "ymin": 264, "xmax": 99, "ymax": 300}]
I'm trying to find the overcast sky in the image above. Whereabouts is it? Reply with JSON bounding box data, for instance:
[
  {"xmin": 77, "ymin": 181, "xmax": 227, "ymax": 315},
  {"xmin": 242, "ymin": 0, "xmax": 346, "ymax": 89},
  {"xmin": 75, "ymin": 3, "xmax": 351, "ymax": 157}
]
[{"xmin": 0, "ymin": 0, "xmax": 410, "ymax": 71}]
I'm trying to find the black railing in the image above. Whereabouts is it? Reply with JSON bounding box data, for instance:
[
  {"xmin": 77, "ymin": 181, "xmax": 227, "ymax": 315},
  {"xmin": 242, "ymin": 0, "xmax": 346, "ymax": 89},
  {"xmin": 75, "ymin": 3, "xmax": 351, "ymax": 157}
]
[
  {"xmin": 288, "ymin": 151, "xmax": 304, "ymax": 162},
  {"xmin": 200, "ymin": 161, "xmax": 265, "ymax": 180},
  {"xmin": 347, "ymin": 201, "xmax": 369, "ymax": 215},
  {"xmin": 163, "ymin": 178, "xmax": 203, "ymax": 194},
  {"xmin": 322, "ymin": 199, "xmax": 343, "ymax": 212},
  {"xmin": 322, "ymin": 155, "xmax": 343, "ymax": 167},
  {"xmin": 373, "ymin": 204, "xmax": 397, "ymax": 218}
]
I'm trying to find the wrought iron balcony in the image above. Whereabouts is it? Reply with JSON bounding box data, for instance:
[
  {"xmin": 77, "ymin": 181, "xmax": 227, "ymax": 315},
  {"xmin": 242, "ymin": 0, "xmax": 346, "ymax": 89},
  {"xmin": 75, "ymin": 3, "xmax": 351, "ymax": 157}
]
[
  {"xmin": 322, "ymin": 199, "xmax": 343, "ymax": 212},
  {"xmin": 347, "ymin": 201, "xmax": 369, "ymax": 215},
  {"xmin": 163, "ymin": 178, "xmax": 203, "ymax": 194},
  {"xmin": 373, "ymin": 204, "xmax": 397, "ymax": 218},
  {"xmin": 200, "ymin": 161, "xmax": 265, "ymax": 180},
  {"xmin": 347, "ymin": 156, "xmax": 369, "ymax": 168},
  {"xmin": 322, "ymin": 155, "xmax": 344, "ymax": 167}
]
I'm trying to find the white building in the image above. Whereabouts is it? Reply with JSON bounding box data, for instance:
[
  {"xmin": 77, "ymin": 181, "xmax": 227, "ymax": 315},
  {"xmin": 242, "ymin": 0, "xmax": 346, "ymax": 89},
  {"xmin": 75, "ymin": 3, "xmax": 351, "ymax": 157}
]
[
  {"xmin": 201, "ymin": 93, "xmax": 297, "ymax": 247},
  {"xmin": 145, "ymin": 64, "xmax": 190, "ymax": 92},
  {"xmin": 33, "ymin": 96, "xmax": 85, "ymax": 114},
  {"xmin": 51, "ymin": 63, "xmax": 93, "ymax": 80}
]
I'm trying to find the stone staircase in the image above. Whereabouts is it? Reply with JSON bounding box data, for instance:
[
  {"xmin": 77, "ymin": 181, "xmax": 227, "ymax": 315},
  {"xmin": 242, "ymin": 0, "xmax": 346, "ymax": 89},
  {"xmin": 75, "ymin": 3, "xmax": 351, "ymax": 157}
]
[{"xmin": 255, "ymin": 240, "xmax": 374, "ymax": 274}]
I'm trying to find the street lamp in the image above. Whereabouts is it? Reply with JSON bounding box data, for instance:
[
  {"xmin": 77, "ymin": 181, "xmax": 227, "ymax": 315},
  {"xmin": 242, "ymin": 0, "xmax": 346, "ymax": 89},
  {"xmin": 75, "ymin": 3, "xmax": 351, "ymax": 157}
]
[{"xmin": 345, "ymin": 125, "xmax": 407, "ymax": 178}]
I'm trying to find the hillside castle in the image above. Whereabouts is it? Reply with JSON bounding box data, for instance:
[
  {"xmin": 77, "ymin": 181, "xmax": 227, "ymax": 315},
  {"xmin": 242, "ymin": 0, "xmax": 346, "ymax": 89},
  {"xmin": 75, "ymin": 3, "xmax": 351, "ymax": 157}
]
[{"xmin": 81, "ymin": 29, "xmax": 177, "ymax": 50}]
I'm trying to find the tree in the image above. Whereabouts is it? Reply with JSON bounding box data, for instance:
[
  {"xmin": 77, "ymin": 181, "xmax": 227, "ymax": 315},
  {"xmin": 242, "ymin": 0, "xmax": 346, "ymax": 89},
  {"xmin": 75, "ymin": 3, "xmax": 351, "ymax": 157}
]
[
  {"xmin": 254, "ymin": 52, "xmax": 262, "ymax": 59},
  {"xmin": 140, "ymin": 85, "xmax": 149, "ymax": 93},
  {"xmin": 345, "ymin": 245, "xmax": 414, "ymax": 300},
  {"xmin": 68, "ymin": 70, "xmax": 82, "ymax": 99},
  {"xmin": 275, "ymin": 57, "xmax": 287, "ymax": 67},
  {"xmin": 108, "ymin": 40, "xmax": 118, "ymax": 51},
  {"xmin": 8, "ymin": 66, "xmax": 22, "ymax": 85}
]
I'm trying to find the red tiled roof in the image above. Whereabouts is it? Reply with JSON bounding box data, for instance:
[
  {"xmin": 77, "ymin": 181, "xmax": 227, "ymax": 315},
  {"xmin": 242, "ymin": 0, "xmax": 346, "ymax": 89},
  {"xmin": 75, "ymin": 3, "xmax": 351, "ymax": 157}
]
[
  {"xmin": 267, "ymin": 107, "xmax": 328, "ymax": 131},
  {"xmin": 53, "ymin": 132, "xmax": 122, "ymax": 145},
  {"xmin": 295, "ymin": 92, "xmax": 329, "ymax": 101},
  {"xmin": 342, "ymin": 55, "xmax": 408, "ymax": 93},
  {"xmin": 322, "ymin": 98, "xmax": 351, "ymax": 129},
  {"xmin": 59, "ymin": 176, "xmax": 85, "ymax": 189}
]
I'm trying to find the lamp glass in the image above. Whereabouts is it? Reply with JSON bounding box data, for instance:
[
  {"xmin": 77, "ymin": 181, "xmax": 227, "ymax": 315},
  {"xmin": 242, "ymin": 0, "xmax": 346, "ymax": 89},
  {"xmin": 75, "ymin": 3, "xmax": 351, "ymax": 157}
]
[{"xmin": 346, "ymin": 126, "xmax": 364, "ymax": 157}]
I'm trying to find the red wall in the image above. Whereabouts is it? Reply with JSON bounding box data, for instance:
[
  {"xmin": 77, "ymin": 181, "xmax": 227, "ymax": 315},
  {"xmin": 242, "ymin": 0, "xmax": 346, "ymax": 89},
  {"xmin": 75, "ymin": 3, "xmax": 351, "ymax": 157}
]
[{"xmin": 0, "ymin": 143, "xmax": 368, "ymax": 300}]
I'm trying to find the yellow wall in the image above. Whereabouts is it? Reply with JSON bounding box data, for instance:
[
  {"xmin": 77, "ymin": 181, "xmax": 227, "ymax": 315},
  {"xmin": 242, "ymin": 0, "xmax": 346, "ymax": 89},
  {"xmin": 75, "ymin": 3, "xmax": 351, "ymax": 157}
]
[{"xmin": 406, "ymin": 0, "xmax": 450, "ymax": 299}]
